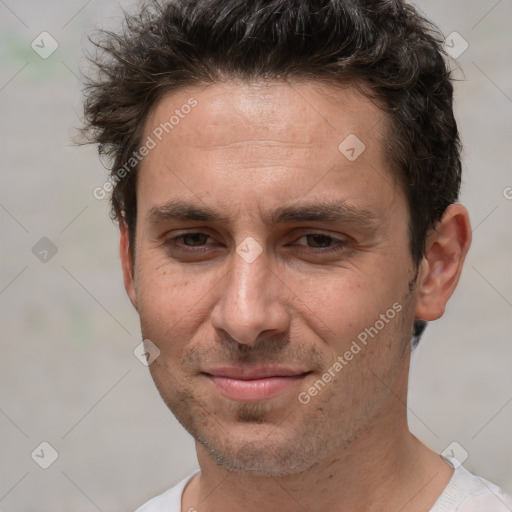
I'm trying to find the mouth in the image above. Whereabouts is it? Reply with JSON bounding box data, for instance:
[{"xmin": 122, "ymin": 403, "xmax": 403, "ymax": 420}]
[{"xmin": 202, "ymin": 366, "xmax": 312, "ymax": 401}]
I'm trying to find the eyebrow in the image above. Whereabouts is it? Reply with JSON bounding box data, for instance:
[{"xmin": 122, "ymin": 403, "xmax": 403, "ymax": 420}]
[
  {"xmin": 270, "ymin": 200, "xmax": 377, "ymax": 228},
  {"xmin": 147, "ymin": 199, "xmax": 230, "ymax": 224},
  {"xmin": 146, "ymin": 198, "xmax": 378, "ymax": 229}
]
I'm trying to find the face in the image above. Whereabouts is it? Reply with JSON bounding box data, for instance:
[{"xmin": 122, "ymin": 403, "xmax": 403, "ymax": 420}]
[{"xmin": 122, "ymin": 80, "xmax": 422, "ymax": 475}]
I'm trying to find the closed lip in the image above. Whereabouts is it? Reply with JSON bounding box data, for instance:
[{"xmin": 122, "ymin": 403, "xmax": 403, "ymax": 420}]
[{"xmin": 202, "ymin": 366, "xmax": 311, "ymax": 380}]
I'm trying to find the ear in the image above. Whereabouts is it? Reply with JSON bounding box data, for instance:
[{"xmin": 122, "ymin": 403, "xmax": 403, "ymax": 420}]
[
  {"xmin": 414, "ymin": 203, "xmax": 472, "ymax": 321},
  {"xmin": 119, "ymin": 221, "xmax": 138, "ymax": 311}
]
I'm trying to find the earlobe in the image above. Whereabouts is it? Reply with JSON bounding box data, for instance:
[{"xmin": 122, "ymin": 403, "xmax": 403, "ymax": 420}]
[
  {"xmin": 414, "ymin": 204, "xmax": 472, "ymax": 321},
  {"xmin": 119, "ymin": 221, "xmax": 138, "ymax": 311}
]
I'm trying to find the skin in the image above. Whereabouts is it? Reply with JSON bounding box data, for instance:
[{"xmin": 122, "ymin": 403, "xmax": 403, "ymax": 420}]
[{"xmin": 119, "ymin": 80, "xmax": 472, "ymax": 512}]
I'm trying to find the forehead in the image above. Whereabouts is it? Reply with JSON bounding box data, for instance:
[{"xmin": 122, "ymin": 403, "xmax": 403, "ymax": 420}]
[
  {"xmin": 138, "ymin": 80, "xmax": 401, "ymax": 222},
  {"xmin": 143, "ymin": 79, "xmax": 387, "ymax": 151}
]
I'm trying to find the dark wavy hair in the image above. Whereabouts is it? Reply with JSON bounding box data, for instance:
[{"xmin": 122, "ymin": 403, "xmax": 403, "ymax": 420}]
[{"xmin": 82, "ymin": 0, "xmax": 461, "ymax": 270}]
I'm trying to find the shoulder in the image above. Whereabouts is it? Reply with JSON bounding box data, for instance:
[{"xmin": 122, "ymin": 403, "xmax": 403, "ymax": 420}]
[
  {"xmin": 431, "ymin": 458, "xmax": 512, "ymax": 512},
  {"xmin": 134, "ymin": 470, "xmax": 200, "ymax": 512},
  {"xmin": 456, "ymin": 472, "xmax": 512, "ymax": 512}
]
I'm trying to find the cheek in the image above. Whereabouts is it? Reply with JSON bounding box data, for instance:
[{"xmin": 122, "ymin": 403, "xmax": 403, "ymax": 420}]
[
  {"xmin": 295, "ymin": 266, "xmax": 406, "ymax": 344},
  {"xmin": 135, "ymin": 260, "xmax": 200, "ymax": 344},
  {"xmin": 301, "ymin": 290, "xmax": 412, "ymax": 418}
]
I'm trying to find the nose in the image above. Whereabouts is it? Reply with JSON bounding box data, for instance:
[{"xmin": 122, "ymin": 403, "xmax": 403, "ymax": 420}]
[{"xmin": 210, "ymin": 241, "xmax": 290, "ymax": 345}]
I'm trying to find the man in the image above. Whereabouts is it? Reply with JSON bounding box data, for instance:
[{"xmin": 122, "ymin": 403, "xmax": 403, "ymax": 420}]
[{"xmin": 82, "ymin": 0, "xmax": 512, "ymax": 510}]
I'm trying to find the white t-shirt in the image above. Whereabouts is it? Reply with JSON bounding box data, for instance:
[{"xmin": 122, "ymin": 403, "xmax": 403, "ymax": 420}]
[{"xmin": 135, "ymin": 457, "xmax": 512, "ymax": 512}]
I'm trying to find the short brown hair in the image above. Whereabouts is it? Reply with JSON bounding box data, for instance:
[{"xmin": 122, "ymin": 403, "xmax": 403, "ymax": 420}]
[{"xmin": 82, "ymin": 0, "xmax": 461, "ymax": 267}]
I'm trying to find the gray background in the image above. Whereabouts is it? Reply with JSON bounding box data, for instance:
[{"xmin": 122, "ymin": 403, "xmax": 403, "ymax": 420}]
[{"xmin": 0, "ymin": 0, "xmax": 511, "ymax": 510}]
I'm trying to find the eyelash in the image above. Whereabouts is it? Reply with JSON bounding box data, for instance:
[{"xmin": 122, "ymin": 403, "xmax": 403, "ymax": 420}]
[{"xmin": 164, "ymin": 232, "xmax": 348, "ymax": 255}]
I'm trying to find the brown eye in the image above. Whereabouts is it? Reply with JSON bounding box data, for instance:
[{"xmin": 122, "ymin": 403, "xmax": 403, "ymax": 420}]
[
  {"xmin": 163, "ymin": 232, "xmax": 218, "ymax": 257},
  {"xmin": 294, "ymin": 233, "xmax": 348, "ymax": 252},
  {"xmin": 304, "ymin": 234, "xmax": 336, "ymax": 248},
  {"xmin": 178, "ymin": 233, "xmax": 210, "ymax": 246}
]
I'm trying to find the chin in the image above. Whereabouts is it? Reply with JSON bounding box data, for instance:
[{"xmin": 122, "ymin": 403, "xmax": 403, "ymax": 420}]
[{"xmin": 200, "ymin": 434, "xmax": 321, "ymax": 476}]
